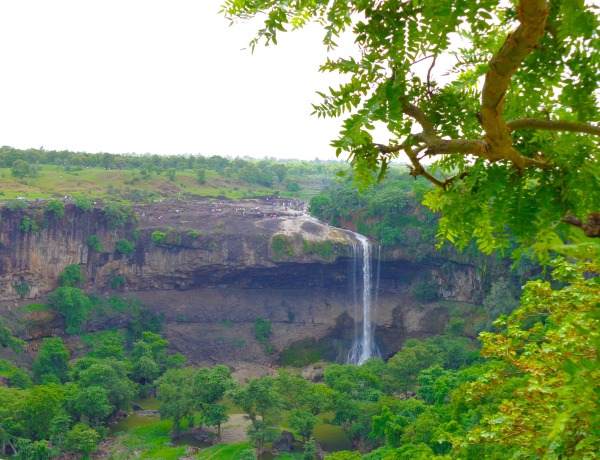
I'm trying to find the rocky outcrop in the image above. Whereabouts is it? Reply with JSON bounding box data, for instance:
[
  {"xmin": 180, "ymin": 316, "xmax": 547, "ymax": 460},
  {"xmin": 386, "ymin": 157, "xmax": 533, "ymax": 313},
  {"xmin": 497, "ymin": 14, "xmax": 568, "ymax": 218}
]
[{"xmin": 0, "ymin": 199, "xmax": 489, "ymax": 362}]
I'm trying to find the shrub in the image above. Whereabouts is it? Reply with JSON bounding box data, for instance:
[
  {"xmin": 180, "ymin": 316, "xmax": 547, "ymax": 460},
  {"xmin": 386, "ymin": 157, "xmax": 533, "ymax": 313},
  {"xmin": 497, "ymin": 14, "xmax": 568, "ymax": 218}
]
[
  {"xmin": 5, "ymin": 199, "xmax": 28, "ymax": 211},
  {"xmin": 187, "ymin": 230, "xmax": 200, "ymax": 238},
  {"xmin": 410, "ymin": 281, "xmax": 439, "ymax": 302},
  {"xmin": 59, "ymin": 264, "xmax": 85, "ymax": 287},
  {"xmin": 271, "ymin": 234, "xmax": 294, "ymax": 260},
  {"xmin": 302, "ymin": 239, "xmax": 332, "ymax": 260},
  {"xmin": 19, "ymin": 216, "xmax": 39, "ymax": 233},
  {"xmin": 87, "ymin": 234, "xmax": 104, "ymax": 252},
  {"xmin": 253, "ymin": 317, "xmax": 274, "ymax": 354},
  {"xmin": 154, "ymin": 229, "xmax": 183, "ymax": 247},
  {"xmin": 285, "ymin": 181, "xmax": 301, "ymax": 192},
  {"xmin": 45, "ymin": 199, "xmax": 65, "ymax": 219},
  {"xmin": 196, "ymin": 168, "xmax": 207, "ymax": 184},
  {"xmin": 151, "ymin": 231, "xmax": 166, "ymax": 244},
  {"xmin": 109, "ymin": 275, "xmax": 126, "ymax": 290},
  {"xmin": 102, "ymin": 203, "xmax": 132, "ymax": 228},
  {"xmin": 48, "ymin": 286, "xmax": 92, "ymax": 334},
  {"xmin": 75, "ymin": 197, "xmax": 93, "ymax": 211},
  {"xmin": 115, "ymin": 239, "xmax": 135, "ymax": 256},
  {"xmin": 444, "ymin": 317, "xmax": 465, "ymax": 336},
  {"xmin": 13, "ymin": 282, "xmax": 31, "ymax": 298}
]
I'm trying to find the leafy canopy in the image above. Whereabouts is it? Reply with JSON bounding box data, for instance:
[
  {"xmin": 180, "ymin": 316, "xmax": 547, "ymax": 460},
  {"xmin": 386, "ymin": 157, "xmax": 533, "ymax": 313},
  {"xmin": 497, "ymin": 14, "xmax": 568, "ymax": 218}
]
[{"xmin": 222, "ymin": 0, "xmax": 600, "ymax": 260}]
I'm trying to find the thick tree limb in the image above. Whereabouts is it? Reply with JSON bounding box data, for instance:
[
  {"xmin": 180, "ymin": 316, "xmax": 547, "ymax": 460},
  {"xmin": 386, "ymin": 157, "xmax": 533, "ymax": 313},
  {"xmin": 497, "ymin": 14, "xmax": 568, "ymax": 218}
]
[
  {"xmin": 377, "ymin": 1, "xmax": 559, "ymax": 185},
  {"xmin": 562, "ymin": 213, "xmax": 600, "ymax": 238},
  {"xmin": 507, "ymin": 119, "xmax": 600, "ymax": 136},
  {"xmin": 480, "ymin": 0, "xmax": 549, "ymax": 168}
]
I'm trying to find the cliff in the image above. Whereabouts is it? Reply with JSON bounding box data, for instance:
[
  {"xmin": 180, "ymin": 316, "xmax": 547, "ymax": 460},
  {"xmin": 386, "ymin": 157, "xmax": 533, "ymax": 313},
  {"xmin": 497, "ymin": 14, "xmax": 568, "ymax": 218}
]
[{"xmin": 0, "ymin": 198, "xmax": 485, "ymax": 364}]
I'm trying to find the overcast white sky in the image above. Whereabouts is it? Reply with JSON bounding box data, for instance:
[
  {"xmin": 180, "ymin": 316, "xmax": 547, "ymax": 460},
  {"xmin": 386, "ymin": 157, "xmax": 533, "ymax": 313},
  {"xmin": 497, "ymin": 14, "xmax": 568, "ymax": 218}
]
[{"xmin": 0, "ymin": 0, "xmax": 372, "ymax": 161}]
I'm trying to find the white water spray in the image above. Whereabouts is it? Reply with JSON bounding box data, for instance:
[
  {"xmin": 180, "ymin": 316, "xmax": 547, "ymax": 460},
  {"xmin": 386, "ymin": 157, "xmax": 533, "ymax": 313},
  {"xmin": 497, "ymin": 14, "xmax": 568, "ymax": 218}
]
[{"xmin": 346, "ymin": 232, "xmax": 380, "ymax": 365}]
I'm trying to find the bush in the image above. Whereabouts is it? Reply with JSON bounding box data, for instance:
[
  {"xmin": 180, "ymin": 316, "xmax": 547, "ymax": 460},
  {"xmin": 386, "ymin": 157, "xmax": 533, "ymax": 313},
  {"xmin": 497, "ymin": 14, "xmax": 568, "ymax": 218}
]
[
  {"xmin": 187, "ymin": 230, "xmax": 200, "ymax": 238},
  {"xmin": 253, "ymin": 317, "xmax": 272, "ymax": 342},
  {"xmin": 19, "ymin": 216, "xmax": 39, "ymax": 233},
  {"xmin": 102, "ymin": 203, "xmax": 132, "ymax": 228},
  {"xmin": 285, "ymin": 181, "xmax": 301, "ymax": 192},
  {"xmin": 271, "ymin": 234, "xmax": 294, "ymax": 260},
  {"xmin": 196, "ymin": 168, "xmax": 207, "ymax": 184},
  {"xmin": 444, "ymin": 317, "xmax": 465, "ymax": 336},
  {"xmin": 87, "ymin": 234, "xmax": 104, "ymax": 252},
  {"xmin": 45, "ymin": 199, "xmax": 64, "ymax": 219},
  {"xmin": 13, "ymin": 282, "xmax": 31, "ymax": 298},
  {"xmin": 115, "ymin": 239, "xmax": 135, "ymax": 256},
  {"xmin": 75, "ymin": 197, "xmax": 93, "ymax": 211},
  {"xmin": 59, "ymin": 264, "xmax": 85, "ymax": 287},
  {"xmin": 5, "ymin": 199, "xmax": 28, "ymax": 211},
  {"xmin": 64, "ymin": 423, "xmax": 100, "ymax": 455},
  {"xmin": 151, "ymin": 231, "xmax": 166, "ymax": 244},
  {"xmin": 109, "ymin": 275, "xmax": 126, "ymax": 290},
  {"xmin": 410, "ymin": 281, "xmax": 439, "ymax": 302},
  {"xmin": 48, "ymin": 286, "xmax": 92, "ymax": 334},
  {"xmin": 254, "ymin": 317, "xmax": 274, "ymax": 354}
]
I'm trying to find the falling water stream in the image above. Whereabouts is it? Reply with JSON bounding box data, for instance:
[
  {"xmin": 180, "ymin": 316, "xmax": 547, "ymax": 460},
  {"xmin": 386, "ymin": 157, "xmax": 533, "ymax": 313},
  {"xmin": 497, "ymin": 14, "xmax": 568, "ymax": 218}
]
[{"xmin": 346, "ymin": 232, "xmax": 380, "ymax": 365}]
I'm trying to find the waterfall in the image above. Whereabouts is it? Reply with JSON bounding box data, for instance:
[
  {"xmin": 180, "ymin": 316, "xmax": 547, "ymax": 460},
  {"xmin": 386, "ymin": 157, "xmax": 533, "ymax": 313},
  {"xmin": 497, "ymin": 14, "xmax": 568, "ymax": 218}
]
[{"xmin": 346, "ymin": 232, "xmax": 380, "ymax": 365}]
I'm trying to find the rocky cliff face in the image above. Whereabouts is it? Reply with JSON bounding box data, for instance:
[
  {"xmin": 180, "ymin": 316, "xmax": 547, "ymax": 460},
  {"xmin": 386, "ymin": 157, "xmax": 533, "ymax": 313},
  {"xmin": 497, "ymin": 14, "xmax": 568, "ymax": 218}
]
[{"xmin": 0, "ymin": 200, "xmax": 485, "ymax": 363}]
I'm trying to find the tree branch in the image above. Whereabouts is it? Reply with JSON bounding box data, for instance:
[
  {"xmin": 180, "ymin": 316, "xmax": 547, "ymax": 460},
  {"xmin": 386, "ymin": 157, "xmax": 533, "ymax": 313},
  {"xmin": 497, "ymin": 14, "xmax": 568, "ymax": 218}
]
[
  {"xmin": 426, "ymin": 55, "xmax": 437, "ymax": 100},
  {"xmin": 507, "ymin": 119, "xmax": 600, "ymax": 136},
  {"xmin": 402, "ymin": 145, "xmax": 447, "ymax": 188},
  {"xmin": 562, "ymin": 212, "xmax": 600, "ymax": 238},
  {"xmin": 480, "ymin": 0, "xmax": 549, "ymax": 168},
  {"xmin": 402, "ymin": 103, "xmax": 437, "ymax": 140}
]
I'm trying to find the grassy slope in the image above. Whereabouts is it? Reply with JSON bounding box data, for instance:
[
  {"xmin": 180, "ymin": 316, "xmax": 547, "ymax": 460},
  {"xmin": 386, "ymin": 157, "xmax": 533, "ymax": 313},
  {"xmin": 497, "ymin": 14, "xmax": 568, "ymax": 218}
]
[{"xmin": 0, "ymin": 165, "xmax": 332, "ymax": 201}]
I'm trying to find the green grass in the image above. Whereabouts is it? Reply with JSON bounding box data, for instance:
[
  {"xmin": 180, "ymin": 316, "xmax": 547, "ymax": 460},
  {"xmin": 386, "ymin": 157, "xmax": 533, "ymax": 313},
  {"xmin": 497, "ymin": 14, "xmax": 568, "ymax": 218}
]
[
  {"xmin": 141, "ymin": 445, "xmax": 187, "ymax": 460},
  {"xmin": 18, "ymin": 303, "xmax": 49, "ymax": 312},
  {"xmin": 195, "ymin": 442, "xmax": 252, "ymax": 459},
  {"xmin": 0, "ymin": 165, "xmax": 331, "ymax": 202},
  {"xmin": 79, "ymin": 329, "xmax": 121, "ymax": 348},
  {"xmin": 121, "ymin": 421, "xmax": 187, "ymax": 460},
  {"xmin": 0, "ymin": 359, "xmax": 19, "ymax": 377}
]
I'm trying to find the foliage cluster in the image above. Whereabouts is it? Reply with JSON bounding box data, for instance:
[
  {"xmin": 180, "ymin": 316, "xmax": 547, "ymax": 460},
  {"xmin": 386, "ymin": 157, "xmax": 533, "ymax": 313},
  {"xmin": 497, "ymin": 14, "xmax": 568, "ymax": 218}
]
[
  {"xmin": 0, "ymin": 319, "xmax": 25, "ymax": 354},
  {"xmin": 86, "ymin": 234, "xmax": 104, "ymax": 252},
  {"xmin": 151, "ymin": 228, "xmax": 183, "ymax": 247},
  {"xmin": 102, "ymin": 203, "xmax": 133, "ymax": 228},
  {"xmin": 12, "ymin": 282, "xmax": 31, "ymax": 299},
  {"xmin": 0, "ymin": 327, "xmax": 185, "ymax": 459},
  {"xmin": 302, "ymin": 239, "xmax": 333, "ymax": 260},
  {"xmin": 115, "ymin": 238, "xmax": 136, "ymax": 257},
  {"xmin": 10, "ymin": 159, "xmax": 39, "ymax": 181},
  {"xmin": 271, "ymin": 234, "xmax": 295, "ymax": 260},
  {"xmin": 44, "ymin": 200, "xmax": 64, "ymax": 219},
  {"xmin": 157, "ymin": 365, "xmax": 233, "ymax": 438},
  {"xmin": 4, "ymin": 199, "xmax": 28, "ymax": 211},
  {"xmin": 253, "ymin": 317, "xmax": 274, "ymax": 354},
  {"xmin": 309, "ymin": 173, "xmax": 437, "ymax": 253},
  {"xmin": 19, "ymin": 216, "xmax": 39, "ymax": 233}
]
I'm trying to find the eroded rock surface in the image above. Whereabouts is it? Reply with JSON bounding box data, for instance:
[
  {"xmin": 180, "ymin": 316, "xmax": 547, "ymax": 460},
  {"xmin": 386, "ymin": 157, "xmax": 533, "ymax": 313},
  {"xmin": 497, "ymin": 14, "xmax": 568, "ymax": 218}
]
[{"xmin": 0, "ymin": 198, "xmax": 486, "ymax": 363}]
